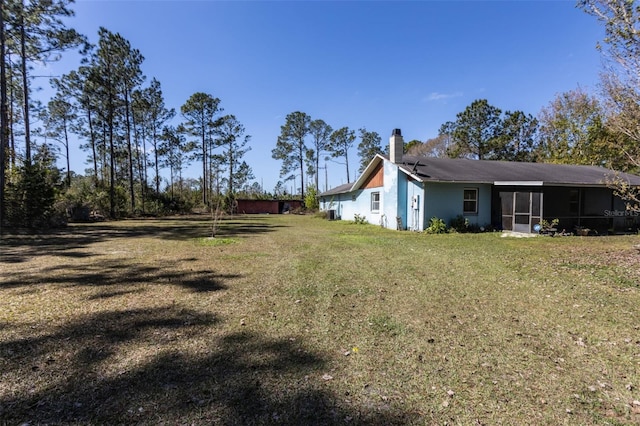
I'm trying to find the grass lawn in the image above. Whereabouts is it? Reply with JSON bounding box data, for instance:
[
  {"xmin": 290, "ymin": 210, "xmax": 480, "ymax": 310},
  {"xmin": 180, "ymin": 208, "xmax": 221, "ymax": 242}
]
[{"xmin": 1, "ymin": 214, "xmax": 640, "ymax": 425}]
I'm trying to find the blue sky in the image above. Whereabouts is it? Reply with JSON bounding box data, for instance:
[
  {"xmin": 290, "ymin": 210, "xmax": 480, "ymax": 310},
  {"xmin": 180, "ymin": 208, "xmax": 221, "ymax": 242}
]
[{"xmin": 43, "ymin": 0, "xmax": 606, "ymax": 194}]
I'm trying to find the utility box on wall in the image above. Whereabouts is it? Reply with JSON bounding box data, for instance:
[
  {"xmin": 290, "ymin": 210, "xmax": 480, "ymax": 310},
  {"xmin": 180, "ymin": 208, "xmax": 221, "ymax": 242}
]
[{"xmin": 412, "ymin": 195, "xmax": 419, "ymax": 210}]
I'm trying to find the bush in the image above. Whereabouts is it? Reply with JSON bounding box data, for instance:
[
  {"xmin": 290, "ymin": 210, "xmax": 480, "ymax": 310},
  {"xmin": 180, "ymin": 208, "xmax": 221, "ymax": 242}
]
[
  {"xmin": 449, "ymin": 215, "xmax": 469, "ymax": 233},
  {"xmin": 425, "ymin": 217, "xmax": 447, "ymax": 234},
  {"xmin": 539, "ymin": 218, "xmax": 560, "ymax": 235},
  {"xmin": 353, "ymin": 214, "xmax": 368, "ymax": 224},
  {"xmin": 467, "ymin": 223, "xmax": 484, "ymax": 233},
  {"xmin": 5, "ymin": 161, "xmax": 65, "ymax": 229},
  {"xmin": 304, "ymin": 185, "xmax": 319, "ymax": 211}
]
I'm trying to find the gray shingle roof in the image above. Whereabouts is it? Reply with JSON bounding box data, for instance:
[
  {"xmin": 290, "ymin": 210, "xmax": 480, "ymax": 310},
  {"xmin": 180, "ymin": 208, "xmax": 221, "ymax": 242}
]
[
  {"xmin": 399, "ymin": 156, "xmax": 640, "ymax": 186},
  {"xmin": 320, "ymin": 155, "xmax": 640, "ymax": 196},
  {"xmin": 320, "ymin": 182, "xmax": 353, "ymax": 196}
]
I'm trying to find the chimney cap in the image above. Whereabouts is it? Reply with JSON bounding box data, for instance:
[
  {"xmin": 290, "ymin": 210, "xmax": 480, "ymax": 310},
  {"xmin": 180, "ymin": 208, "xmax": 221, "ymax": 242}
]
[{"xmin": 392, "ymin": 128, "xmax": 402, "ymax": 136}]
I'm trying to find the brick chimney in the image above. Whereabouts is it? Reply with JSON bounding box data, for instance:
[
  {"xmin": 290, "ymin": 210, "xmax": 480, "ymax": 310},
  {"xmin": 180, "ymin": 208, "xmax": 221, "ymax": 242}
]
[{"xmin": 390, "ymin": 128, "xmax": 403, "ymax": 163}]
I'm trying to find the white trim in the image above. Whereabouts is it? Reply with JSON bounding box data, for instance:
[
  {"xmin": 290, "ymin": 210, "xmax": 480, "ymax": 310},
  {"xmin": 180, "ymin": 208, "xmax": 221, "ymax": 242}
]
[
  {"xmin": 494, "ymin": 181, "xmax": 544, "ymax": 186},
  {"xmin": 463, "ymin": 187, "xmax": 479, "ymax": 214},
  {"xmin": 371, "ymin": 191, "xmax": 381, "ymax": 212}
]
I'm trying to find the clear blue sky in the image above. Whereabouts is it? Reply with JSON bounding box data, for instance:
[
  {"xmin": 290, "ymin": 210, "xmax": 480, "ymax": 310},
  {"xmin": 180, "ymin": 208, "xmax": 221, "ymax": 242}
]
[{"xmin": 43, "ymin": 0, "xmax": 606, "ymax": 194}]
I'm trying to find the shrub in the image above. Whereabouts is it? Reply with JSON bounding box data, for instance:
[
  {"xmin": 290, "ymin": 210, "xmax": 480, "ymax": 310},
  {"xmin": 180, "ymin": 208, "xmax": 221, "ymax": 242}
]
[
  {"xmin": 467, "ymin": 223, "xmax": 485, "ymax": 233},
  {"xmin": 353, "ymin": 214, "xmax": 368, "ymax": 224},
  {"xmin": 425, "ymin": 217, "xmax": 447, "ymax": 234},
  {"xmin": 304, "ymin": 185, "xmax": 319, "ymax": 211},
  {"xmin": 449, "ymin": 215, "xmax": 469, "ymax": 233},
  {"xmin": 5, "ymin": 160, "xmax": 65, "ymax": 229},
  {"xmin": 539, "ymin": 218, "xmax": 560, "ymax": 234}
]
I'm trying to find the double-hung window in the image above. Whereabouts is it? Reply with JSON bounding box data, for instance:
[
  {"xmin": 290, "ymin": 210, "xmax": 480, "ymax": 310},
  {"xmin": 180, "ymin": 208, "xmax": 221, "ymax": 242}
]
[
  {"xmin": 463, "ymin": 188, "xmax": 478, "ymax": 214},
  {"xmin": 371, "ymin": 192, "xmax": 380, "ymax": 212}
]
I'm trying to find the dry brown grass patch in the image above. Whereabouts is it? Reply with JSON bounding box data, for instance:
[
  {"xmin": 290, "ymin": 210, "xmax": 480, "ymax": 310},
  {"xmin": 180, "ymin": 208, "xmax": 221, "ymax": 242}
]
[{"xmin": 1, "ymin": 216, "xmax": 639, "ymax": 424}]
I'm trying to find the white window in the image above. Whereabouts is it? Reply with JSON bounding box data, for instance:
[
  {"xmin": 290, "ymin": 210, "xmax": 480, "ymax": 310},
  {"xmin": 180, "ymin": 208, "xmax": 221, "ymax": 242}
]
[
  {"xmin": 463, "ymin": 188, "xmax": 478, "ymax": 214},
  {"xmin": 371, "ymin": 192, "xmax": 380, "ymax": 212}
]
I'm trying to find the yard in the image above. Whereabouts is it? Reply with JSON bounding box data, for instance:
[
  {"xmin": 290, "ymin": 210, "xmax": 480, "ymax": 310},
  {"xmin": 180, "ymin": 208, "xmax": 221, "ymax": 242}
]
[{"xmin": 1, "ymin": 215, "xmax": 639, "ymax": 425}]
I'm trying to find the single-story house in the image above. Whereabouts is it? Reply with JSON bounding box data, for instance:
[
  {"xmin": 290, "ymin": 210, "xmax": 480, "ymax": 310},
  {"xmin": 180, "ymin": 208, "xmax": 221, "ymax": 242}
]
[{"xmin": 319, "ymin": 129, "xmax": 640, "ymax": 234}]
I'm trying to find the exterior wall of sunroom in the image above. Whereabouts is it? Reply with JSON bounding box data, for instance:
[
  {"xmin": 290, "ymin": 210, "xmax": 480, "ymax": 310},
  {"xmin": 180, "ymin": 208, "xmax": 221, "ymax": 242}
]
[{"xmin": 492, "ymin": 186, "xmax": 640, "ymax": 234}]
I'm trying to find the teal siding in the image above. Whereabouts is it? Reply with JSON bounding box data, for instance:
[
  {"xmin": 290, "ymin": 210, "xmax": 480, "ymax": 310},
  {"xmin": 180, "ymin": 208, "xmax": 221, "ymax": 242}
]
[
  {"xmin": 320, "ymin": 188, "xmax": 382, "ymax": 223},
  {"xmin": 320, "ymin": 189, "xmax": 382, "ymax": 224},
  {"xmin": 380, "ymin": 162, "xmax": 413, "ymax": 230},
  {"xmin": 397, "ymin": 173, "xmax": 408, "ymax": 230},
  {"xmin": 355, "ymin": 187, "xmax": 383, "ymax": 225},
  {"xmin": 424, "ymin": 183, "xmax": 492, "ymax": 227},
  {"xmin": 321, "ymin": 161, "xmax": 492, "ymax": 231},
  {"xmin": 382, "ymin": 161, "xmax": 398, "ymax": 229},
  {"xmin": 406, "ymin": 180, "xmax": 424, "ymax": 231}
]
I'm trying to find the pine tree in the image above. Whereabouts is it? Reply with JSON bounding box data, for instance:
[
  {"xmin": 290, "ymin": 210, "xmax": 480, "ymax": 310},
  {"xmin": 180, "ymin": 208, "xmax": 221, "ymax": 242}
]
[
  {"xmin": 357, "ymin": 128, "xmax": 382, "ymax": 173},
  {"xmin": 328, "ymin": 126, "xmax": 356, "ymax": 183},
  {"xmin": 180, "ymin": 92, "xmax": 222, "ymax": 205},
  {"xmin": 7, "ymin": 0, "xmax": 84, "ymax": 164},
  {"xmin": 307, "ymin": 119, "xmax": 332, "ymax": 192},
  {"xmin": 42, "ymin": 93, "xmax": 75, "ymax": 186},
  {"xmin": 272, "ymin": 111, "xmax": 311, "ymax": 197}
]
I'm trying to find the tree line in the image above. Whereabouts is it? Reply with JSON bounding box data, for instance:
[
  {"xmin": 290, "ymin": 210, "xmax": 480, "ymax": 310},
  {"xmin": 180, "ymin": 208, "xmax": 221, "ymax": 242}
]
[
  {"xmin": 272, "ymin": 85, "xmax": 639, "ymax": 202},
  {"xmin": 0, "ymin": 0, "xmax": 255, "ymax": 230},
  {"xmin": 271, "ymin": 111, "xmax": 386, "ymax": 200},
  {"xmin": 407, "ymin": 92, "xmax": 637, "ymax": 173}
]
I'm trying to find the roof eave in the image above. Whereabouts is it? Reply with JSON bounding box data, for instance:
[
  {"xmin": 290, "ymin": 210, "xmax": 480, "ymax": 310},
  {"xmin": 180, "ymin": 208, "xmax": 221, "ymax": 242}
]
[
  {"xmin": 396, "ymin": 163, "xmax": 425, "ymax": 182},
  {"xmin": 350, "ymin": 154, "xmax": 386, "ymax": 190}
]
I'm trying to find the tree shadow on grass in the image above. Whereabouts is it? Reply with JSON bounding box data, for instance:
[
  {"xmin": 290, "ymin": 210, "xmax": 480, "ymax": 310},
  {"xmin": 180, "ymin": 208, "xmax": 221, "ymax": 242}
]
[
  {"xmin": 0, "ymin": 215, "xmax": 285, "ymax": 264},
  {"xmin": 0, "ymin": 227, "xmax": 102, "ymax": 264},
  {"xmin": 0, "ymin": 308, "xmax": 416, "ymax": 425},
  {"xmin": 0, "ymin": 257, "xmax": 237, "ymax": 294},
  {"xmin": 107, "ymin": 215, "xmax": 288, "ymax": 241}
]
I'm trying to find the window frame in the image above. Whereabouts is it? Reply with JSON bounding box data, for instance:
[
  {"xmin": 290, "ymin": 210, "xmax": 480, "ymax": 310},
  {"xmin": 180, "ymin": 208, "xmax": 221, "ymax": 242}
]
[
  {"xmin": 569, "ymin": 189, "xmax": 580, "ymax": 215},
  {"xmin": 371, "ymin": 191, "xmax": 380, "ymax": 213},
  {"xmin": 463, "ymin": 188, "xmax": 478, "ymax": 215}
]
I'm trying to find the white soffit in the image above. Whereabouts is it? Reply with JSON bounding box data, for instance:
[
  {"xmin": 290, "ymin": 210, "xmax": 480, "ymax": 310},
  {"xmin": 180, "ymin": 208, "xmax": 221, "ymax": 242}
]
[{"xmin": 494, "ymin": 181, "xmax": 544, "ymax": 186}]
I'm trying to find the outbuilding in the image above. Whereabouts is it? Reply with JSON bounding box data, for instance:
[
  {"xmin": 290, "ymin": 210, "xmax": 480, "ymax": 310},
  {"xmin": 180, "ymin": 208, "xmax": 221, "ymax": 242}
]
[
  {"xmin": 319, "ymin": 129, "xmax": 640, "ymax": 234},
  {"xmin": 235, "ymin": 199, "xmax": 303, "ymax": 215}
]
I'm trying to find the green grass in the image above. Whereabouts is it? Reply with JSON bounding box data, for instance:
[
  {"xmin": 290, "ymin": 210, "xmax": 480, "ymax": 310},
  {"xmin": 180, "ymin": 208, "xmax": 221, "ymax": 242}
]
[
  {"xmin": 1, "ymin": 214, "xmax": 639, "ymax": 424},
  {"xmin": 195, "ymin": 237, "xmax": 238, "ymax": 246}
]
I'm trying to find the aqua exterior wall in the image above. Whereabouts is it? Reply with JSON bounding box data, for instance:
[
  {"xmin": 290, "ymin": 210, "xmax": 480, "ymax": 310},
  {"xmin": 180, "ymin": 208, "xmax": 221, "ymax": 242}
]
[
  {"xmin": 355, "ymin": 187, "xmax": 384, "ymax": 225},
  {"xmin": 405, "ymin": 179, "xmax": 424, "ymax": 231},
  {"xmin": 423, "ymin": 182, "xmax": 492, "ymax": 227},
  {"xmin": 320, "ymin": 188, "xmax": 384, "ymax": 225},
  {"xmin": 380, "ymin": 163, "xmax": 424, "ymax": 230},
  {"xmin": 321, "ymin": 191, "xmax": 357, "ymax": 221},
  {"xmin": 320, "ymin": 165, "xmax": 425, "ymax": 230},
  {"xmin": 397, "ymin": 172, "xmax": 408, "ymax": 230},
  {"xmin": 382, "ymin": 161, "xmax": 399, "ymax": 229}
]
